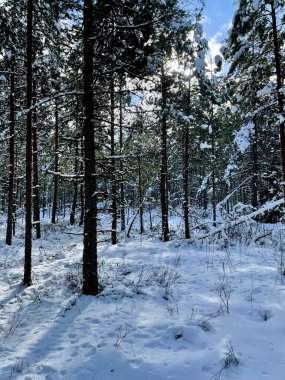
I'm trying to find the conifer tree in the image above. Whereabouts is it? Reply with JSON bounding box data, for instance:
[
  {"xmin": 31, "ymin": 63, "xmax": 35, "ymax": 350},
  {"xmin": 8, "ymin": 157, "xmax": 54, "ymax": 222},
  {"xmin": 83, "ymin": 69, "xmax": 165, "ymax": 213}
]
[
  {"xmin": 24, "ymin": 0, "xmax": 33, "ymax": 286},
  {"xmin": 224, "ymin": 0, "xmax": 285, "ymax": 211},
  {"xmin": 82, "ymin": 0, "xmax": 99, "ymax": 295}
]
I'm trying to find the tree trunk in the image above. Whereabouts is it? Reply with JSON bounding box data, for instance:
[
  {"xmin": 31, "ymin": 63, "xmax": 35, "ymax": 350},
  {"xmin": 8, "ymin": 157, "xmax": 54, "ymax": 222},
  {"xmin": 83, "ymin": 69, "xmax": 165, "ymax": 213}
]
[
  {"xmin": 32, "ymin": 82, "xmax": 41, "ymax": 238},
  {"xmin": 82, "ymin": 0, "xmax": 99, "ymax": 295},
  {"xmin": 211, "ymin": 129, "xmax": 217, "ymax": 227},
  {"xmin": 110, "ymin": 74, "xmax": 117, "ymax": 244},
  {"xmin": 270, "ymin": 1, "xmax": 285, "ymax": 199},
  {"xmin": 13, "ymin": 177, "xmax": 18, "ymax": 235},
  {"xmin": 183, "ymin": 125, "xmax": 190, "ymax": 239},
  {"xmin": 119, "ymin": 83, "xmax": 125, "ymax": 231},
  {"xmin": 251, "ymin": 117, "xmax": 258, "ymax": 208},
  {"xmin": 79, "ymin": 141, "xmax": 84, "ymax": 227},
  {"xmin": 6, "ymin": 59, "xmax": 15, "ymax": 246},
  {"xmin": 160, "ymin": 68, "xmax": 170, "ymax": 241},
  {"xmin": 70, "ymin": 138, "xmax": 79, "ymax": 225},
  {"xmin": 138, "ymin": 156, "xmax": 144, "ymax": 234},
  {"xmin": 24, "ymin": 0, "xmax": 33, "ymax": 286},
  {"xmin": 51, "ymin": 99, "xmax": 59, "ymax": 224}
]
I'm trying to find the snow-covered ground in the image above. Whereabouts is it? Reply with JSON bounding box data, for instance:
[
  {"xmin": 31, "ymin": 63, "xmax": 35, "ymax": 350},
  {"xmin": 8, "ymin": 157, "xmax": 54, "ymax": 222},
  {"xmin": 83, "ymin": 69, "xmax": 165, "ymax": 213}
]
[{"xmin": 0, "ymin": 216, "xmax": 285, "ymax": 380}]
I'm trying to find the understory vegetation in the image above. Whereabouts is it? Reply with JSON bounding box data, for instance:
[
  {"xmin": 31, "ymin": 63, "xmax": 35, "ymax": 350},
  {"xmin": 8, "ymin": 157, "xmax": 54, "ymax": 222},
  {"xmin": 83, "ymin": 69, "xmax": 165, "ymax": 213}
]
[{"xmin": 1, "ymin": 213, "xmax": 285, "ymax": 379}]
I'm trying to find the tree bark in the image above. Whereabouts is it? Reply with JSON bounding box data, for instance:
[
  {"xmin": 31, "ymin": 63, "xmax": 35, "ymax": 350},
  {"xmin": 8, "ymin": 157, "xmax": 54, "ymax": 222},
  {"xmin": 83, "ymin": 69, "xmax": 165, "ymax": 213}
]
[
  {"xmin": 110, "ymin": 73, "xmax": 117, "ymax": 244},
  {"xmin": 160, "ymin": 67, "xmax": 170, "ymax": 241},
  {"xmin": 32, "ymin": 82, "xmax": 41, "ymax": 238},
  {"xmin": 6, "ymin": 58, "xmax": 15, "ymax": 246},
  {"xmin": 51, "ymin": 99, "xmax": 59, "ymax": 224},
  {"xmin": 82, "ymin": 0, "xmax": 99, "ymax": 295},
  {"xmin": 70, "ymin": 138, "xmax": 79, "ymax": 225},
  {"xmin": 183, "ymin": 125, "xmax": 190, "ymax": 239},
  {"xmin": 270, "ymin": 0, "xmax": 285, "ymax": 199},
  {"xmin": 79, "ymin": 140, "xmax": 84, "ymax": 226},
  {"xmin": 24, "ymin": 0, "xmax": 33, "ymax": 286},
  {"xmin": 138, "ymin": 156, "xmax": 144, "ymax": 234},
  {"xmin": 210, "ymin": 105, "xmax": 217, "ymax": 227},
  {"xmin": 211, "ymin": 129, "xmax": 217, "ymax": 227},
  {"xmin": 251, "ymin": 117, "xmax": 258, "ymax": 208},
  {"xmin": 119, "ymin": 82, "xmax": 126, "ymax": 231}
]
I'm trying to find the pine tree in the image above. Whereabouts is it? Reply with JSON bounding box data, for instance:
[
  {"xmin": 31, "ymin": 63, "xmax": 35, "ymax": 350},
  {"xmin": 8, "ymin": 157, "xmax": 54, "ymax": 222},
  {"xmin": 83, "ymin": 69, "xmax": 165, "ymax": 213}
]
[
  {"xmin": 82, "ymin": 0, "xmax": 99, "ymax": 295},
  {"xmin": 6, "ymin": 57, "xmax": 15, "ymax": 245},
  {"xmin": 0, "ymin": 1, "xmax": 24, "ymax": 245},
  {"xmin": 224, "ymin": 0, "xmax": 285, "ymax": 213},
  {"xmin": 23, "ymin": 0, "xmax": 33, "ymax": 286}
]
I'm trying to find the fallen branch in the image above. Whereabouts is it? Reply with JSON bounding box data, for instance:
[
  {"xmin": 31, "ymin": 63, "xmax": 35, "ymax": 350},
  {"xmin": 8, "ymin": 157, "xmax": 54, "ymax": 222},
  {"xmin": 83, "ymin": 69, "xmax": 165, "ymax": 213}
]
[{"xmin": 198, "ymin": 198, "xmax": 285, "ymax": 240}]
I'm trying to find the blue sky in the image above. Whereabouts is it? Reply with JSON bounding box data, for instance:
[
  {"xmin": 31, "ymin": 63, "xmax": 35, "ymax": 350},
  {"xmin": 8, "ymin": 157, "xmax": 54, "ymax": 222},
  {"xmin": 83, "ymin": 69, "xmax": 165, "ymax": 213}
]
[{"xmin": 202, "ymin": 0, "xmax": 238, "ymax": 55}]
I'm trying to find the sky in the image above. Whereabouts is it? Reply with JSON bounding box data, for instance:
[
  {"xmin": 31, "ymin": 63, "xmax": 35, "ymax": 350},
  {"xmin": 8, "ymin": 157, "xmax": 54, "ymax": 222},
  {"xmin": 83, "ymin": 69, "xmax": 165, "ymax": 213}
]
[{"xmin": 202, "ymin": 0, "xmax": 238, "ymax": 58}]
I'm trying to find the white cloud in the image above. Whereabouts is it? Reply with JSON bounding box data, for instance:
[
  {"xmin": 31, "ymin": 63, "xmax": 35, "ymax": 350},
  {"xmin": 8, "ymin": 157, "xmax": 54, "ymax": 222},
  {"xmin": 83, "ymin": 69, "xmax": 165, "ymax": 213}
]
[
  {"xmin": 204, "ymin": 18, "xmax": 233, "ymax": 74},
  {"xmin": 208, "ymin": 31, "xmax": 223, "ymax": 58}
]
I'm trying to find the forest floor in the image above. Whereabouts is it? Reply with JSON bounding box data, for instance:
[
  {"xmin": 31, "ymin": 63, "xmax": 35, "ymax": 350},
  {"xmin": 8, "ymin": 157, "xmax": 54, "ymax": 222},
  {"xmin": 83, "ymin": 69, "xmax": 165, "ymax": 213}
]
[{"xmin": 0, "ymin": 213, "xmax": 285, "ymax": 379}]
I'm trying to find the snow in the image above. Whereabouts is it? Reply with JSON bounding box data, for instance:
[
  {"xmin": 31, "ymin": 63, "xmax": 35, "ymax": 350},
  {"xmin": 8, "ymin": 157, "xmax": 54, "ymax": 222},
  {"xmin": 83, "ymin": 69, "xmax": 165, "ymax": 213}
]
[
  {"xmin": 236, "ymin": 93, "xmax": 243, "ymax": 102},
  {"xmin": 0, "ymin": 128, "xmax": 8, "ymax": 141},
  {"xmin": 276, "ymin": 114, "xmax": 285, "ymax": 125},
  {"xmin": 256, "ymin": 85, "xmax": 272, "ymax": 98},
  {"xmin": 1, "ymin": 215, "xmax": 285, "ymax": 380},
  {"xmin": 234, "ymin": 122, "xmax": 254, "ymax": 153},
  {"xmin": 224, "ymin": 163, "xmax": 238, "ymax": 182},
  {"xmin": 232, "ymin": 45, "xmax": 248, "ymax": 62},
  {"xmin": 200, "ymin": 142, "xmax": 212, "ymax": 150},
  {"xmin": 195, "ymin": 23, "xmax": 203, "ymax": 36},
  {"xmin": 252, "ymin": 0, "xmax": 260, "ymax": 11},
  {"xmin": 170, "ymin": 108, "xmax": 194, "ymax": 124},
  {"xmin": 194, "ymin": 58, "xmax": 205, "ymax": 74}
]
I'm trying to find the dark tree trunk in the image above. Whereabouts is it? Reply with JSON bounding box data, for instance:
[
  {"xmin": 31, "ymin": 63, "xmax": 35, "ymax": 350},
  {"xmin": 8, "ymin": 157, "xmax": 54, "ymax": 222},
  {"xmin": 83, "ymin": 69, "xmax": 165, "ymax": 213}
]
[
  {"xmin": 138, "ymin": 156, "xmax": 144, "ymax": 234},
  {"xmin": 51, "ymin": 100, "xmax": 59, "ymax": 224},
  {"xmin": 183, "ymin": 77, "xmax": 191, "ymax": 239},
  {"xmin": 160, "ymin": 68, "xmax": 170, "ymax": 241},
  {"xmin": 119, "ymin": 83, "xmax": 125, "ymax": 231},
  {"xmin": 203, "ymin": 189, "xmax": 208, "ymax": 210},
  {"xmin": 110, "ymin": 74, "xmax": 117, "ymax": 244},
  {"xmin": 251, "ymin": 117, "xmax": 258, "ymax": 208},
  {"xmin": 24, "ymin": 0, "xmax": 33, "ymax": 286},
  {"xmin": 63, "ymin": 192, "xmax": 65, "ymax": 216},
  {"xmin": 42, "ymin": 181, "xmax": 46, "ymax": 219},
  {"xmin": 13, "ymin": 177, "xmax": 18, "ymax": 235},
  {"xmin": 79, "ymin": 181, "xmax": 84, "ymax": 226},
  {"xmin": 79, "ymin": 141, "xmax": 84, "ymax": 226},
  {"xmin": 32, "ymin": 83, "xmax": 41, "ymax": 238},
  {"xmin": 183, "ymin": 126, "xmax": 190, "ymax": 239},
  {"xmin": 82, "ymin": 0, "xmax": 99, "ymax": 295},
  {"xmin": 270, "ymin": 1, "xmax": 285, "ymax": 199},
  {"xmin": 6, "ymin": 59, "xmax": 15, "ymax": 246},
  {"xmin": 70, "ymin": 138, "xmax": 79, "ymax": 225},
  {"xmin": 211, "ymin": 123, "xmax": 217, "ymax": 227}
]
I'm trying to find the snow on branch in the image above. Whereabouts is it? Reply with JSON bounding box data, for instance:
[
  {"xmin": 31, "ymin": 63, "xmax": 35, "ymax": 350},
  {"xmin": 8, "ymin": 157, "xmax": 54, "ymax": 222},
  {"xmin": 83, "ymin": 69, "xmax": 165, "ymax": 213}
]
[
  {"xmin": 217, "ymin": 177, "xmax": 251, "ymax": 208},
  {"xmin": 198, "ymin": 198, "xmax": 285, "ymax": 240},
  {"xmin": 45, "ymin": 170, "xmax": 83, "ymax": 180},
  {"xmin": 15, "ymin": 91, "xmax": 81, "ymax": 121}
]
